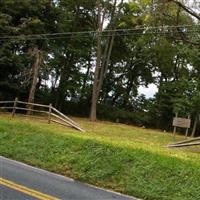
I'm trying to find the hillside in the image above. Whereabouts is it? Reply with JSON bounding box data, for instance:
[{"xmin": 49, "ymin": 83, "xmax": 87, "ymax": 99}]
[{"xmin": 0, "ymin": 115, "xmax": 200, "ymax": 200}]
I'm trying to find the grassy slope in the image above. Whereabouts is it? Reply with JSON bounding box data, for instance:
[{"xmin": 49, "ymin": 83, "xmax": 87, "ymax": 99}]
[{"xmin": 0, "ymin": 115, "xmax": 200, "ymax": 200}]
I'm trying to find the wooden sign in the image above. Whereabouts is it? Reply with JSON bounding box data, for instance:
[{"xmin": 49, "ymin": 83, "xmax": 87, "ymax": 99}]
[{"xmin": 173, "ymin": 117, "xmax": 191, "ymax": 129}]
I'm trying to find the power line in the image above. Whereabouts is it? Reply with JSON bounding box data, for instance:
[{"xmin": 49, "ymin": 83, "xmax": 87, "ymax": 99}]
[
  {"xmin": 0, "ymin": 31, "xmax": 199, "ymax": 42},
  {"xmin": 0, "ymin": 24, "xmax": 199, "ymax": 42}
]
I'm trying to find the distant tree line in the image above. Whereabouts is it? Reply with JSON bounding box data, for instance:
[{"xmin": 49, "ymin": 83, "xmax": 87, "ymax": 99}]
[{"xmin": 0, "ymin": 0, "xmax": 200, "ymax": 135}]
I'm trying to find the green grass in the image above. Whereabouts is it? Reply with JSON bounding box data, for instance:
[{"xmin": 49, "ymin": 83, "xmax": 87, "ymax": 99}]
[{"xmin": 0, "ymin": 114, "xmax": 200, "ymax": 200}]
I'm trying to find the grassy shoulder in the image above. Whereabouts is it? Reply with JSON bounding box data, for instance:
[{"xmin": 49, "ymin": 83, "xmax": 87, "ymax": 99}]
[{"xmin": 0, "ymin": 115, "xmax": 200, "ymax": 200}]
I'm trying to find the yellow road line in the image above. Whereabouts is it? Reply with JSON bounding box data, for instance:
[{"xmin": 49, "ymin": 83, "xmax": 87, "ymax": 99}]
[{"xmin": 0, "ymin": 178, "xmax": 60, "ymax": 200}]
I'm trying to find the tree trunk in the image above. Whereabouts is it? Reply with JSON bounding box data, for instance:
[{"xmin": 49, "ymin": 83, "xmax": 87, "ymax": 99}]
[
  {"xmin": 90, "ymin": 0, "xmax": 102, "ymax": 121},
  {"xmin": 55, "ymin": 67, "xmax": 66, "ymax": 110},
  {"xmin": 191, "ymin": 116, "xmax": 198, "ymax": 137},
  {"xmin": 96, "ymin": 0, "xmax": 119, "ymax": 98},
  {"xmin": 90, "ymin": 0, "xmax": 122, "ymax": 121},
  {"xmin": 27, "ymin": 46, "xmax": 43, "ymax": 115},
  {"xmin": 81, "ymin": 59, "xmax": 92, "ymax": 100}
]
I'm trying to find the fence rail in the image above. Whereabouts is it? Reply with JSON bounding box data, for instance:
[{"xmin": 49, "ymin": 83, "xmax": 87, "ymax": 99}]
[
  {"xmin": 167, "ymin": 137, "xmax": 200, "ymax": 148},
  {"xmin": 0, "ymin": 99, "xmax": 84, "ymax": 132}
]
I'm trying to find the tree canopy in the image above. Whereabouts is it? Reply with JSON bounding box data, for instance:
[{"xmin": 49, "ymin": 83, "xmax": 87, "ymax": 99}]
[{"xmin": 0, "ymin": 0, "xmax": 200, "ymax": 135}]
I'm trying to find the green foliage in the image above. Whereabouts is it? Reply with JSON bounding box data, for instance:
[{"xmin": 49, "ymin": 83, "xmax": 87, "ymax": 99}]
[
  {"xmin": 0, "ymin": 0, "xmax": 200, "ymax": 133},
  {"xmin": 0, "ymin": 0, "xmax": 59, "ymax": 100}
]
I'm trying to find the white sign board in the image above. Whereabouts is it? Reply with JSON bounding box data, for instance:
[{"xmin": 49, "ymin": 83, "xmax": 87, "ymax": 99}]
[{"xmin": 173, "ymin": 117, "xmax": 191, "ymax": 129}]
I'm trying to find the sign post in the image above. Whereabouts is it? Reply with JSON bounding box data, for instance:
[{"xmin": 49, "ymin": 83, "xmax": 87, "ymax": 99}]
[{"xmin": 173, "ymin": 114, "xmax": 191, "ymax": 140}]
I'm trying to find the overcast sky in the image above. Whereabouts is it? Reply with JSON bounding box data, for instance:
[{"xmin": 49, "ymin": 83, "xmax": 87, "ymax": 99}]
[{"xmin": 138, "ymin": 84, "xmax": 158, "ymax": 98}]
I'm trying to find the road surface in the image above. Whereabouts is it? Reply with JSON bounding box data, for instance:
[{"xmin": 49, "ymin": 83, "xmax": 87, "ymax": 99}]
[{"xmin": 0, "ymin": 156, "xmax": 137, "ymax": 200}]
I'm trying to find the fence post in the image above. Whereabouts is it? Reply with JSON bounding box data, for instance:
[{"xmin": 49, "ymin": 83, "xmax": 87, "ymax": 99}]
[
  {"xmin": 173, "ymin": 113, "xmax": 178, "ymax": 140},
  {"xmin": 12, "ymin": 97, "xmax": 18, "ymax": 117},
  {"xmin": 48, "ymin": 103, "xmax": 52, "ymax": 124}
]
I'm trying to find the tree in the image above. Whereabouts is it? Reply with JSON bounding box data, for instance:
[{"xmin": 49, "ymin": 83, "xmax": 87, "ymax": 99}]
[
  {"xmin": 167, "ymin": 0, "xmax": 200, "ymax": 21},
  {"xmin": 52, "ymin": 0, "xmax": 96, "ymax": 110},
  {"xmin": 0, "ymin": 0, "xmax": 59, "ymax": 103},
  {"xmin": 27, "ymin": 46, "xmax": 43, "ymax": 113},
  {"xmin": 1, "ymin": 0, "xmax": 200, "ymax": 135}
]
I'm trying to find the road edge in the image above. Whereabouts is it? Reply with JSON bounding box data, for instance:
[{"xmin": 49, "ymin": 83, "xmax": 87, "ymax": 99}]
[{"xmin": 0, "ymin": 156, "xmax": 141, "ymax": 200}]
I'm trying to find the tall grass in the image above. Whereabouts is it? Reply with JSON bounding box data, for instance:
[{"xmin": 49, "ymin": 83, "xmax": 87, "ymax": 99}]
[{"xmin": 0, "ymin": 115, "xmax": 200, "ymax": 200}]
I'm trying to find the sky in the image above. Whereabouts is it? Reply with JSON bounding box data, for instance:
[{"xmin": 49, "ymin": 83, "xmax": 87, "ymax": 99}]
[{"xmin": 138, "ymin": 84, "xmax": 158, "ymax": 98}]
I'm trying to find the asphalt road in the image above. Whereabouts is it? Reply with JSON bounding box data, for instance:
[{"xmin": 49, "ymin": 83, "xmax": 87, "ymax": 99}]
[
  {"xmin": 0, "ymin": 156, "xmax": 137, "ymax": 200},
  {"xmin": 0, "ymin": 184, "xmax": 37, "ymax": 200}
]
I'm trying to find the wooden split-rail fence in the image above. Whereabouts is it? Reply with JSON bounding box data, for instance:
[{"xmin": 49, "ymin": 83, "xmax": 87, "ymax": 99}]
[
  {"xmin": 0, "ymin": 98, "xmax": 84, "ymax": 132},
  {"xmin": 167, "ymin": 137, "xmax": 200, "ymax": 148}
]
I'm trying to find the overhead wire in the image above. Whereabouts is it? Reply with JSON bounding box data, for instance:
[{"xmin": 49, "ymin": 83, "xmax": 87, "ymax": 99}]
[{"xmin": 0, "ymin": 24, "xmax": 199, "ymax": 42}]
